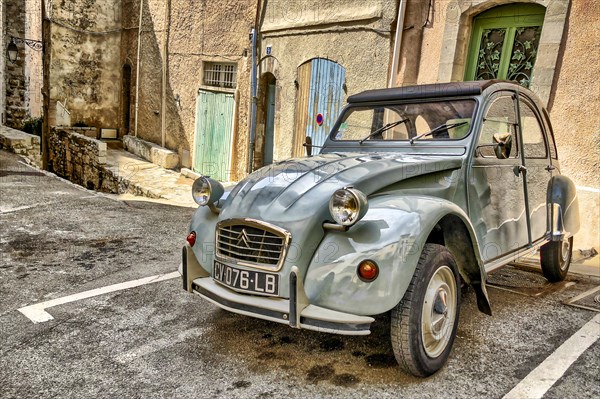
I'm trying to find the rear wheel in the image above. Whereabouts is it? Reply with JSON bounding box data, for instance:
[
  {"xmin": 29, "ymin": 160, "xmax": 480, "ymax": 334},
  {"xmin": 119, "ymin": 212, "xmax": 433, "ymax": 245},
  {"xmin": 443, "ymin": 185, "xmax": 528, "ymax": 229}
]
[
  {"xmin": 390, "ymin": 244, "xmax": 461, "ymax": 377},
  {"xmin": 540, "ymin": 236, "xmax": 573, "ymax": 282}
]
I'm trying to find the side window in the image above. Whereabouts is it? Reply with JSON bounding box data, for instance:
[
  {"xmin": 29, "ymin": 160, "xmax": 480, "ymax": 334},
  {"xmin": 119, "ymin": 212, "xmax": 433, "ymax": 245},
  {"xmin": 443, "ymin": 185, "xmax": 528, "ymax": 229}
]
[
  {"xmin": 520, "ymin": 101, "xmax": 547, "ymax": 159},
  {"xmin": 477, "ymin": 96, "xmax": 518, "ymax": 158}
]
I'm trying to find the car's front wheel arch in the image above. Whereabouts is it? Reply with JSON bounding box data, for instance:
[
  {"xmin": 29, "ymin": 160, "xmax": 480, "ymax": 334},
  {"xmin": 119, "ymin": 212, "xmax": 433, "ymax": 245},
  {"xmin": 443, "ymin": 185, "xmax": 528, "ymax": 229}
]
[{"xmin": 430, "ymin": 213, "xmax": 492, "ymax": 316}]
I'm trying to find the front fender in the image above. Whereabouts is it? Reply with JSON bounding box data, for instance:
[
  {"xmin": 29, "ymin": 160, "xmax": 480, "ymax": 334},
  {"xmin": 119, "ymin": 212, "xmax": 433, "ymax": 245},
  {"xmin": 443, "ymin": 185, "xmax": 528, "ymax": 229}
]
[
  {"xmin": 188, "ymin": 205, "xmax": 220, "ymax": 273},
  {"xmin": 304, "ymin": 195, "xmax": 486, "ymax": 316}
]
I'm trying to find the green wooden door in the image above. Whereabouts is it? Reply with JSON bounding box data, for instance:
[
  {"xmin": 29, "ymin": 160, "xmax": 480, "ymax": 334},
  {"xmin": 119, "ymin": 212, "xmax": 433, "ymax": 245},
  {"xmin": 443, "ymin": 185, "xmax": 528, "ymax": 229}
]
[
  {"xmin": 194, "ymin": 90, "xmax": 235, "ymax": 182},
  {"xmin": 465, "ymin": 3, "xmax": 545, "ymax": 88}
]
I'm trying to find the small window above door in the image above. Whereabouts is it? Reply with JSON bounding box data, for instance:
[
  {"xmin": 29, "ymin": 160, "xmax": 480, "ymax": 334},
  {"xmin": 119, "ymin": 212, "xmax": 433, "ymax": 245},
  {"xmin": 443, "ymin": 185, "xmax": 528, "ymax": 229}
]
[{"xmin": 203, "ymin": 62, "xmax": 237, "ymax": 89}]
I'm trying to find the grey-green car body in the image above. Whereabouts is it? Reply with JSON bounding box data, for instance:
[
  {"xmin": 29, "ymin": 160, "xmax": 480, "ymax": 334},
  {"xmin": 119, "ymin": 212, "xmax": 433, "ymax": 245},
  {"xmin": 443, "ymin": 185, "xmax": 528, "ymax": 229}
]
[{"xmin": 182, "ymin": 80, "xmax": 580, "ymax": 335}]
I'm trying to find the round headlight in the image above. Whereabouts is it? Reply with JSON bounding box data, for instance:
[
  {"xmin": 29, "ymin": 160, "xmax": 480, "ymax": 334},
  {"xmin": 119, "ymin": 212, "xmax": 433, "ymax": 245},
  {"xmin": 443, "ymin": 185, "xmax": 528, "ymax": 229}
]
[
  {"xmin": 329, "ymin": 188, "xmax": 368, "ymax": 227},
  {"xmin": 192, "ymin": 177, "xmax": 212, "ymax": 206}
]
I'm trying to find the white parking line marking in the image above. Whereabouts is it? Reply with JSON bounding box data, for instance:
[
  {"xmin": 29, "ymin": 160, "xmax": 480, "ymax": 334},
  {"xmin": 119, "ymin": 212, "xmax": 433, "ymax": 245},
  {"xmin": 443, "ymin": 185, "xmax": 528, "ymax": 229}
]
[
  {"xmin": 576, "ymin": 185, "xmax": 600, "ymax": 193},
  {"xmin": 18, "ymin": 272, "xmax": 180, "ymax": 323},
  {"xmin": 503, "ymin": 313, "xmax": 600, "ymax": 399},
  {"xmin": 115, "ymin": 327, "xmax": 205, "ymax": 363}
]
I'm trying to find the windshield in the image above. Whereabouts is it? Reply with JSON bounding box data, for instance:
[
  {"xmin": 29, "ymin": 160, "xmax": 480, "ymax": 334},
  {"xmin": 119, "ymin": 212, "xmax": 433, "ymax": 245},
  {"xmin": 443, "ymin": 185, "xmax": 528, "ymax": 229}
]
[{"xmin": 332, "ymin": 99, "xmax": 477, "ymax": 142}]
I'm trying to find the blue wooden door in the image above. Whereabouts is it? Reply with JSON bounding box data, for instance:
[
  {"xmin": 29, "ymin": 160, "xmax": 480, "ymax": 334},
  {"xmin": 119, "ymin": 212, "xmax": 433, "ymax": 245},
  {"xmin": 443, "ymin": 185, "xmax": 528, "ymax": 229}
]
[
  {"xmin": 295, "ymin": 59, "xmax": 346, "ymax": 155},
  {"xmin": 194, "ymin": 90, "xmax": 235, "ymax": 181}
]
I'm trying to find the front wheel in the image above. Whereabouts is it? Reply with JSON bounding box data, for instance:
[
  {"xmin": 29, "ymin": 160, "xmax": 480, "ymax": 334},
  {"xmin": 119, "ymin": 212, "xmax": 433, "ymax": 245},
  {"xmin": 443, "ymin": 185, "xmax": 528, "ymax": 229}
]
[
  {"xmin": 540, "ymin": 236, "xmax": 573, "ymax": 282},
  {"xmin": 391, "ymin": 244, "xmax": 461, "ymax": 377}
]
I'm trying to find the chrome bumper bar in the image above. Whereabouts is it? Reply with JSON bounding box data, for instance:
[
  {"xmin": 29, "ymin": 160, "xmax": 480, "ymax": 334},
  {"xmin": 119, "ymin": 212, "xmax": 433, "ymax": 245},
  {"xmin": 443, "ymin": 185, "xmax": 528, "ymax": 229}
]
[{"xmin": 182, "ymin": 245, "xmax": 373, "ymax": 335}]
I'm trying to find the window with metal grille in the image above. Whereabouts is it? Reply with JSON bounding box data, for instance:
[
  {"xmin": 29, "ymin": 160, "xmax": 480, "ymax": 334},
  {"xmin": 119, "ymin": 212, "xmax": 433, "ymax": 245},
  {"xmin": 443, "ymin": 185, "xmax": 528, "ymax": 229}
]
[{"xmin": 203, "ymin": 62, "xmax": 237, "ymax": 89}]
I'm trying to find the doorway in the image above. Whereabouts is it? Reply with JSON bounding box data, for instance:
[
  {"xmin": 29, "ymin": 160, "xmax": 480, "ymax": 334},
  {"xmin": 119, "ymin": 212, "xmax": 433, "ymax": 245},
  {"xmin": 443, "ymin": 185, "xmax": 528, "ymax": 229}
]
[
  {"xmin": 193, "ymin": 89, "xmax": 236, "ymax": 182},
  {"xmin": 263, "ymin": 76, "xmax": 276, "ymax": 165},
  {"xmin": 294, "ymin": 58, "xmax": 346, "ymax": 156},
  {"xmin": 121, "ymin": 64, "xmax": 132, "ymax": 136}
]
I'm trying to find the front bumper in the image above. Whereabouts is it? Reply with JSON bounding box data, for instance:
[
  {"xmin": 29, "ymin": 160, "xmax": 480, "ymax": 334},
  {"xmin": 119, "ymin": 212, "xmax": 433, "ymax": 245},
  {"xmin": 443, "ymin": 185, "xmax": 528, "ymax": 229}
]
[{"xmin": 182, "ymin": 245, "xmax": 374, "ymax": 335}]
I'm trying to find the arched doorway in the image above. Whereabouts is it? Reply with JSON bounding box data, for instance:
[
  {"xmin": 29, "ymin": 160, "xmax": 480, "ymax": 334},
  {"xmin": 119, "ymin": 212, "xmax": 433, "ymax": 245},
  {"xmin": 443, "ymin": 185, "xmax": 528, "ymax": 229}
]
[
  {"xmin": 258, "ymin": 73, "xmax": 276, "ymax": 166},
  {"xmin": 121, "ymin": 64, "xmax": 132, "ymax": 137},
  {"xmin": 293, "ymin": 58, "xmax": 346, "ymax": 155}
]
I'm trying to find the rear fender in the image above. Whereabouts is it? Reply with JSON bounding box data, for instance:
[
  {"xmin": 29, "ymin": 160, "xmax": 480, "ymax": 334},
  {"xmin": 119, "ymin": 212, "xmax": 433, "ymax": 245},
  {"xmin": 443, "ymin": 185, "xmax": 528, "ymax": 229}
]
[{"xmin": 547, "ymin": 175, "xmax": 580, "ymax": 241}]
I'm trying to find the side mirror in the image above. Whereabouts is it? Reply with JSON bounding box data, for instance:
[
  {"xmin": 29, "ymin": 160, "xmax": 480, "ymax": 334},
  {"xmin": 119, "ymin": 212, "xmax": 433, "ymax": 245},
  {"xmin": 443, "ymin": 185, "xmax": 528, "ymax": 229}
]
[
  {"xmin": 303, "ymin": 136, "xmax": 313, "ymax": 157},
  {"xmin": 493, "ymin": 133, "xmax": 513, "ymax": 159}
]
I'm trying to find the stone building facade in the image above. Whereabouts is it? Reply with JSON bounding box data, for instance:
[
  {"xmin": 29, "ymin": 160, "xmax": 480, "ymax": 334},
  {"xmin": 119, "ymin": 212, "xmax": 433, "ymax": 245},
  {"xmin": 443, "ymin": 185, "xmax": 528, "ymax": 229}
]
[
  {"xmin": 121, "ymin": 0, "xmax": 257, "ymax": 181},
  {"xmin": 1, "ymin": 0, "xmax": 43, "ymax": 128},
  {"xmin": 255, "ymin": 0, "xmax": 399, "ymax": 167},
  {"xmin": 46, "ymin": 0, "xmax": 122, "ymax": 129},
  {"xmin": 390, "ymin": 0, "xmax": 599, "ymax": 249}
]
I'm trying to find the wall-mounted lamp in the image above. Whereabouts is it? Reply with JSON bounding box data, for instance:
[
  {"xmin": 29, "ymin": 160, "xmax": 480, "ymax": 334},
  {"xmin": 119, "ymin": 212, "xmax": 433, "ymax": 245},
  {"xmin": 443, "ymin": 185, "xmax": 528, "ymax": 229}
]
[
  {"xmin": 7, "ymin": 39, "xmax": 18, "ymax": 63},
  {"xmin": 175, "ymin": 94, "xmax": 181, "ymax": 110},
  {"xmin": 6, "ymin": 36, "xmax": 43, "ymax": 63}
]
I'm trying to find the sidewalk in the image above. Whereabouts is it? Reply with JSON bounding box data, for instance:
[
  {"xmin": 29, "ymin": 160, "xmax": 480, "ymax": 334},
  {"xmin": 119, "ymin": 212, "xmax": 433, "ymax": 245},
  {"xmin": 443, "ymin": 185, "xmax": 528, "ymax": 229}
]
[{"xmin": 103, "ymin": 143, "xmax": 197, "ymax": 208}]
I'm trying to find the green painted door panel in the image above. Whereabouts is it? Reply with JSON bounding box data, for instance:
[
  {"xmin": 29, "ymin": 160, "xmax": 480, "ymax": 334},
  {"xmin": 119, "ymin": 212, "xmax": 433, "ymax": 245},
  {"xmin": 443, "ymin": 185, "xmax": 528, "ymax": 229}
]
[
  {"xmin": 194, "ymin": 90, "xmax": 235, "ymax": 182},
  {"xmin": 465, "ymin": 3, "xmax": 545, "ymax": 88}
]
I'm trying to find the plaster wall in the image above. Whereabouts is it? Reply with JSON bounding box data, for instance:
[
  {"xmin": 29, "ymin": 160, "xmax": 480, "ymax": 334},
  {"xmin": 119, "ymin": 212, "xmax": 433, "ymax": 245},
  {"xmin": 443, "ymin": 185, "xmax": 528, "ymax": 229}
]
[
  {"xmin": 259, "ymin": 0, "xmax": 398, "ymax": 162},
  {"xmin": 397, "ymin": 0, "xmax": 599, "ymax": 250},
  {"xmin": 24, "ymin": 0, "xmax": 42, "ymax": 118},
  {"xmin": 123, "ymin": 0, "xmax": 255, "ymax": 180},
  {"xmin": 48, "ymin": 0, "xmax": 122, "ymax": 129}
]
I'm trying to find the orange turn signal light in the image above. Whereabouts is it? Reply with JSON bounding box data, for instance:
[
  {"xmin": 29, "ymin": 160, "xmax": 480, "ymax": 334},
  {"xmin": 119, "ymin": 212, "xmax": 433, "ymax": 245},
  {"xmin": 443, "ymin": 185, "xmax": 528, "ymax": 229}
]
[
  {"xmin": 186, "ymin": 231, "xmax": 197, "ymax": 247},
  {"xmin": 358, "ymin": 260, "xmax": 379, "ymax": 282}
]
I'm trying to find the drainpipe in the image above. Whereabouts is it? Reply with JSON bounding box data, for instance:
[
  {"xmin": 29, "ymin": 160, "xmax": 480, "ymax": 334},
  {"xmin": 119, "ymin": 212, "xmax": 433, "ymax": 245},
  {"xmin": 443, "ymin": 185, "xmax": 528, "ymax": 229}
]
[
  {"xmin": 134, "ymin": 0, "xmax": 143, "ymax": 137},
  {"xmin": 247, "ymin": 27, "xmax": 258, "ymax": 173},
  {"xmin": 161, "ymin": 0, "xmax": 170, "ymax": 148},
  {"xmin": 388, "ymin": 0, "xmax": 407, "ymax": 88},
  {"xmin": 41, "ymin": 0, "xmax": 50, "ymax": 170}
]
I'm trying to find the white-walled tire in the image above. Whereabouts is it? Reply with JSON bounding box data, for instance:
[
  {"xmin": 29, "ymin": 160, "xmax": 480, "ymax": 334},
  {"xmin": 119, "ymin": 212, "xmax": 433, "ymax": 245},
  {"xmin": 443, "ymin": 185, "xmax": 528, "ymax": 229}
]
[{"xmin": 391, "ymin": 244, "xmax": 461, "ymax": 377}]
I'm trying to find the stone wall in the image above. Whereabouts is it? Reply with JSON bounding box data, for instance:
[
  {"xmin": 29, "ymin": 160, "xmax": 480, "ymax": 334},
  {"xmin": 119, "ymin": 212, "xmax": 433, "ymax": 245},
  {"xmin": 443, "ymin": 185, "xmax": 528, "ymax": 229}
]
[
  {"xmin": 123, "ymin": 134, "xmax": 179, "ymax": 169},
  {"xmin": 0, "ymin": 125, "xmax": 41, "ymax": 167},
  {"xmin": 3, "ymin": 0, "xmax": 27, "ymax": 128},
  {"xmin": 48, "ymin": 126, "xmax": 108, "ymax": 191},
  {"xmin": 1, "ymin": 0, "xmax": 43, "ymax": 128},
  {"xmin": 48, "ymin": 0, "xmax": 122, "ymax": 130}
]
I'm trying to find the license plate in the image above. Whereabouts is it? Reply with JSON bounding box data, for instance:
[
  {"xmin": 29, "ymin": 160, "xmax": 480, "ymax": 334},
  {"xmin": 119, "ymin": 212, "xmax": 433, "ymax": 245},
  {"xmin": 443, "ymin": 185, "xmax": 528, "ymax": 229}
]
[{"xmin": 213, "ymin": 260, "xmax": 279, "ymax": 296}]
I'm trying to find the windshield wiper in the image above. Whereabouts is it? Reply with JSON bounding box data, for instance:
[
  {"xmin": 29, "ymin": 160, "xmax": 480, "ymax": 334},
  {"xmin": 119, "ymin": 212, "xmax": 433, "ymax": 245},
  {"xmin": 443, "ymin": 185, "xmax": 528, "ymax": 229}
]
[
  {"xmin": 409, "ymin": 121, "xmax": 468, "ymax": 144},
  {"xmin": 359, "ymin": 118, "xmax": 409, "ymax": 144}
]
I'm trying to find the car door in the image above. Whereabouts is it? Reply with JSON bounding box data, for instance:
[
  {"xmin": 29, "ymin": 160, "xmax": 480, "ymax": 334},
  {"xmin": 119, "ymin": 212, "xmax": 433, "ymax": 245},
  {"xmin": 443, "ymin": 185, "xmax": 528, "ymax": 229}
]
[
  {"xmin": 468, "ymin": 92, "xmax": 530, "ymax": 263},
  {"xmin": 518, "ymin": 95, "xmax": 551, "ymax": 243}
]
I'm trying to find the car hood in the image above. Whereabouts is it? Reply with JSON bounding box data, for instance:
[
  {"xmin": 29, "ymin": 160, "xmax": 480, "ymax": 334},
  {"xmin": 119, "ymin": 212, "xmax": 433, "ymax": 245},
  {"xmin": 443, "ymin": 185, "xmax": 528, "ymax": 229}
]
[{"xmin": 220, "ymin": 152, "xmax": 463, "ymax": 222}]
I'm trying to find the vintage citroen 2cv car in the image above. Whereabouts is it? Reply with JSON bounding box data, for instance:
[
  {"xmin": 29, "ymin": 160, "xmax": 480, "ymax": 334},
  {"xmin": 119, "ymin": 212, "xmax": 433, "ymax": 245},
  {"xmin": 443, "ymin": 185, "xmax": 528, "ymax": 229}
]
[{"xmin": 181, "ymin": 80, "xmax": 580, "ymax": 377}]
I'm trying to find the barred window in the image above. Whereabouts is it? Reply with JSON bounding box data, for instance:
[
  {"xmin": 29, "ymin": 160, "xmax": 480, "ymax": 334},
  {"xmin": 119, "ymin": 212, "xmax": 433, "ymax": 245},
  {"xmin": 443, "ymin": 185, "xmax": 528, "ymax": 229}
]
[{"xmin": 203, "ymin": 62, "xmax": 237, "ymax": 89}]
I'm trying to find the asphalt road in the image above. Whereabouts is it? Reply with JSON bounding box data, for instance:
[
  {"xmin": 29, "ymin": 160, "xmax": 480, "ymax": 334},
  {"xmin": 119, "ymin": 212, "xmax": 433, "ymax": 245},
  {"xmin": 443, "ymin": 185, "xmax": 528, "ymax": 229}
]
[{"xmin": 1, "ymin": 150, "xmax": 598, "ymax": 399}]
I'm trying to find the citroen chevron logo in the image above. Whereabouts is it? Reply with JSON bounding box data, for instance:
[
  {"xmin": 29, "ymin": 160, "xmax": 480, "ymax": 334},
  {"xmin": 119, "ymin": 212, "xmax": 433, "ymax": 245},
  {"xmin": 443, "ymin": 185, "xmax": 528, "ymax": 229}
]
[{"xmin": 236, "ymin": 229, "xmax": 251, "ymax": 248}]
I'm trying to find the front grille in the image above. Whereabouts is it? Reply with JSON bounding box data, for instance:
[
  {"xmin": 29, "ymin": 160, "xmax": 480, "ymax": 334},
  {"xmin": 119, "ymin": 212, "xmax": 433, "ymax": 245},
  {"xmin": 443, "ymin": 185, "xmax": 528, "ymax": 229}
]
[{"xmin": 216, "ymin": 219, "xmax": 290, "ymax": 270}]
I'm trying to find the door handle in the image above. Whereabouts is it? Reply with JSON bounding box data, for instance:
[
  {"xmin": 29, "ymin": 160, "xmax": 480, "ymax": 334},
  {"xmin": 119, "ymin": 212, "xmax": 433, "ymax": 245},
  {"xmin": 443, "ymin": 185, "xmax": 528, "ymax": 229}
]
[
  {"xmin": 545, "ymin": 165, "xmax": 556, "ymax": 172},
  {"xmin": 514, "ymin": 165, "xmax": 527, "ymax": 175}
]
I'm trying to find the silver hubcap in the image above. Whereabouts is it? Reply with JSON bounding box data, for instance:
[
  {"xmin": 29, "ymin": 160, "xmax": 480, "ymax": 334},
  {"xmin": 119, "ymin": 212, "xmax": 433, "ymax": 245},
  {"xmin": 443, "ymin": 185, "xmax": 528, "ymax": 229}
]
[
  {"xmin": 560, "ymin": 240, "xmax": 571, "ymax": 271},
  {"xmin": 421, "ymin": 266, "xmax": 457, "ymax": 358}
]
